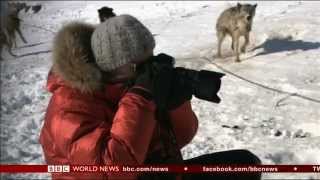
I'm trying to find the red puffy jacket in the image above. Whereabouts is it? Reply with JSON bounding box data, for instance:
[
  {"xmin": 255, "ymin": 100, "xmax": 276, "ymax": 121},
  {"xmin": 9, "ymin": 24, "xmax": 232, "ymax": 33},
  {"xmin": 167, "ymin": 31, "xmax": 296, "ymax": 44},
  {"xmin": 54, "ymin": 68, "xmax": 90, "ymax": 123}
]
[{"xmin": 39, "ymin": 22, "xmax": 198, "ymax": 180}]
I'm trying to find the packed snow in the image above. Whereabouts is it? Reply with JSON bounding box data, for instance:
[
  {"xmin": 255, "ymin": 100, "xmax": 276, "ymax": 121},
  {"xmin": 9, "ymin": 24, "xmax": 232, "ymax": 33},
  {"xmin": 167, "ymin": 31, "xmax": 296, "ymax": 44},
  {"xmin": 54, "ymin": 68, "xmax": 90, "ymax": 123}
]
[{"xmin": 1, "ymin": 1, "xmax": 320, "ymax": 179}]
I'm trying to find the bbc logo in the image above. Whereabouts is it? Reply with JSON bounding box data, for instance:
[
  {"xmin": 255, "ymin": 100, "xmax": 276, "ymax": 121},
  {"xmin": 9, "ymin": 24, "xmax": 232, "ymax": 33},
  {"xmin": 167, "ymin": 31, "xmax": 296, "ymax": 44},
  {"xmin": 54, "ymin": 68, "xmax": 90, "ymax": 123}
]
[{"xmin": 48, "ymin": 165, "xmax": 70, "ymax": 172}]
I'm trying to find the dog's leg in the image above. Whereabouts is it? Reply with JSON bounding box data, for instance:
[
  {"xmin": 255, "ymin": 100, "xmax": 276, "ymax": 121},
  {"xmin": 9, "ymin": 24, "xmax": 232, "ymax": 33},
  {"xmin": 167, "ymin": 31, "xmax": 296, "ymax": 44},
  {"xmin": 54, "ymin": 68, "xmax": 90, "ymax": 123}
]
[
  {"xmin": 8, "ymin": 46, "xmax": 17, "ymax": 57},
  {"xmin": 10, "ymin": 32, "xmax": 18, "ymax": 48},
  {"xmin": 217, "ymin": 30, "xmax": 226, "ymax": 58},
  {"xmin": 231, "ymin": 31, "xmax": 236, "ymax": 50},
  {"xmin": 13, "ymin": 35, "xmax": 18, "ymax": 48},
  {"xmin": 7, "ymin": 43, "xmax": 17, "ymax": 57},
  {"xmin": 232, "ymin": 33, "xmax": 240, "ymax": 62},
  {"xmin": 0, "ymin": 31, "xmax": 6, "ymax": 60},
  {"xmin": 6, "ymin": 29, "xmax": 18, "ymax": 48},
  {"xmin": 3, "ymin": 29, "xmax": 16, "ymax": 51},
  {"xmin": 241, "ymin": 33, "xmax": 250, "ymax": 53},
  {"xmin": 231, "ymin": 33, "xmax": 235, "ymax": 50},
  {"xmin": 0, "ymin": 43, "xmax": 3, "ymax": 60},
  {"xmin": 5, "ymin": 35, "xmax": 17, "ymax": 57},
  {"xmin": 17, "ymin": 27, "xmax": 27, "ymax": 44}
]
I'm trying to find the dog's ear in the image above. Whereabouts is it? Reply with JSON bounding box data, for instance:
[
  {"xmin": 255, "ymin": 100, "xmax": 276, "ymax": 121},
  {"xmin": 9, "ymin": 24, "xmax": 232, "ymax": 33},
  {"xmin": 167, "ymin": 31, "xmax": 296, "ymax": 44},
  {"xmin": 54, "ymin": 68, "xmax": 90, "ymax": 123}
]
[
  {"xmin": 237, "ymin": 3, "xmax": 242, "ymax": 10},
  {"xmin": 253, "ymin": 3, "xmax": 257, "ymax": 9},
  {"xmin": 99, "ymin": 7, "xmax": 114, "ymax": 13}
]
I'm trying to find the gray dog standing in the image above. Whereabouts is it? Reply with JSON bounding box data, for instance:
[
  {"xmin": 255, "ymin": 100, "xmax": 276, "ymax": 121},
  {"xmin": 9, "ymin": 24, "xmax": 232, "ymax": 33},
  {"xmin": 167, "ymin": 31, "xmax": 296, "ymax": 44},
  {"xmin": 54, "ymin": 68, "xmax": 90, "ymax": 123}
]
[
  {"xmin": 216, "ymin": 3, "xmax": 257, "ymax": 62},
  {"xmin": 0, "ymin": 2, "xmax": 41, "ymax": 60}
]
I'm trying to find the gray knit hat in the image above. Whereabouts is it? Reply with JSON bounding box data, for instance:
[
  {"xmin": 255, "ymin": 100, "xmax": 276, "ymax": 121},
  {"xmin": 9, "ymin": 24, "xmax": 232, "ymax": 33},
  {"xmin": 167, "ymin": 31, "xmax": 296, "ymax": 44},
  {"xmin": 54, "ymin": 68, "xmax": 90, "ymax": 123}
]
[{"xmin": 91, "ymin": 14, "xmax": 155, "ymax": 72}]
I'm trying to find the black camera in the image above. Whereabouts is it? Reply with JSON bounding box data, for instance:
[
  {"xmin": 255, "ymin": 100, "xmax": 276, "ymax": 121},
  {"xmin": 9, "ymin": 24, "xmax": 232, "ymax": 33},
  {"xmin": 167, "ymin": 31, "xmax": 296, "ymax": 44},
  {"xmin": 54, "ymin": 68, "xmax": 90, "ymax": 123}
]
[{"xmin": 136, "ymin": 53, "xmax": 225, "ymax": 106}]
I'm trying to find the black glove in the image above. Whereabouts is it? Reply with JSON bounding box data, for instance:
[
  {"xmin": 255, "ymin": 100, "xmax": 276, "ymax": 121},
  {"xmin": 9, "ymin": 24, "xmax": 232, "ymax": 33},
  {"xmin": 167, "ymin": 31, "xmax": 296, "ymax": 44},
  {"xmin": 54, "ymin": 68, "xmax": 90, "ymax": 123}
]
[
  {"xmin": 151, "ymin": 54, "xmax": 192, "ymax": 110},
  {"xmin": 128, "ymin": 62, "xmax": 154, "ymax": 101},
  {"xmin": 130, "ymin": 53, "xmax": 193, "ymax": 108},
  {"xmin": 166, "ymin": 70, "xmax": 193, "ymax": 110},
  {"xmin": 131, "ymin": 54, "xmax": 175, "ymax": 104}
]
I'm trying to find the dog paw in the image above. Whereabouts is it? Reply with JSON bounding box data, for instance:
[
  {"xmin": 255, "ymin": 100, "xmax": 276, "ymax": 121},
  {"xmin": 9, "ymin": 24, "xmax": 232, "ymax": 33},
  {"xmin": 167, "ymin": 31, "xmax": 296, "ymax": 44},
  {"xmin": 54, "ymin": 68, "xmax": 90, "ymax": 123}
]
[{"xmin": 216, "ymin": 53, "xmax": 222, "ymax": 58}]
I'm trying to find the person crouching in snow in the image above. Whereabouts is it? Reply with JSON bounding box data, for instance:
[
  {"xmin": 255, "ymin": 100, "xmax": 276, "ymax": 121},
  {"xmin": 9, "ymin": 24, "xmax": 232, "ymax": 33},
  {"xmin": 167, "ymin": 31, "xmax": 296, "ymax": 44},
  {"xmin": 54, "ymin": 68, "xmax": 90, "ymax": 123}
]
[{"xmin": 40, "ymin": 14, "xmax": 261, "ymax": 180}]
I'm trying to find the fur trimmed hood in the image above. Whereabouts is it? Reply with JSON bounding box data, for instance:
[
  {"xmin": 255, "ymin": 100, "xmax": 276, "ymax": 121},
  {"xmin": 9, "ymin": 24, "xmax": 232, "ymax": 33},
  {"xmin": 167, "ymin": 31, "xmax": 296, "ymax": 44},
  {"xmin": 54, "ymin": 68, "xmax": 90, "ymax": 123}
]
[{"xmin": 51, "ymin": 22, "xmax": 104, "ymax": 93}]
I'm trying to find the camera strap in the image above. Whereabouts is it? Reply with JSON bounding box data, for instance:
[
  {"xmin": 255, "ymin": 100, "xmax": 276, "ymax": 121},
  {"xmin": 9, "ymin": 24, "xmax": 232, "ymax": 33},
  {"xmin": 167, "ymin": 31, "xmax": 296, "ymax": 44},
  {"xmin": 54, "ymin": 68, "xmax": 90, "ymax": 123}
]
[
  {"xmin": 156, "ymin": 108, "xmax": 184, "ymax": 164},
  {"xmin": 140, "ymin": 109, "xmax": 183, "ymax": 180}
]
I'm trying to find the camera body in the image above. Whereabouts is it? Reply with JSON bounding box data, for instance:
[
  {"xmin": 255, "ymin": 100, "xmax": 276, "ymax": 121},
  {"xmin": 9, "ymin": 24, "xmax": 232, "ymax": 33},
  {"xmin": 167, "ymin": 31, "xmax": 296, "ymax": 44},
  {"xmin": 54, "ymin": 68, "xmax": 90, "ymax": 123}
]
[{"xmin": 136, "ymin": 53, "xmax": 225, "ymax": 107}]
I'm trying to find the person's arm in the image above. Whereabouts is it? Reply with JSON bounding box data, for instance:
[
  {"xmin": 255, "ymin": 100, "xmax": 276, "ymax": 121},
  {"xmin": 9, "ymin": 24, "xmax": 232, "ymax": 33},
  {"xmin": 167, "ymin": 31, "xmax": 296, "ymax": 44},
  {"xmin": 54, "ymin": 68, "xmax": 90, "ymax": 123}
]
[
  {"xmin": 63, "ymin": 60, "xmax": 159, "ymax": 179},
  {"xmin": 169, "ymin": 101, "xmax": 198, "ymax": 149},
  {"xmin": 107, "ymin": 91, "xmax": 156, "ymax": 164},
  {"xmin": 52, "ymin": 91, "xmax": 155, "ymax": 180}
]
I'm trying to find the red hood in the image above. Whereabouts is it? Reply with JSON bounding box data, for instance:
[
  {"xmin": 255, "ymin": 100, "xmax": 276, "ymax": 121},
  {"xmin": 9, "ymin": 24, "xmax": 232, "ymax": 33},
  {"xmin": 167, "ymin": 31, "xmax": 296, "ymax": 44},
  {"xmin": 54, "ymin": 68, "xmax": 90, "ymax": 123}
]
[{"xmin": 46, "ymin": 70, "xmax": 127, "ymax": 105}]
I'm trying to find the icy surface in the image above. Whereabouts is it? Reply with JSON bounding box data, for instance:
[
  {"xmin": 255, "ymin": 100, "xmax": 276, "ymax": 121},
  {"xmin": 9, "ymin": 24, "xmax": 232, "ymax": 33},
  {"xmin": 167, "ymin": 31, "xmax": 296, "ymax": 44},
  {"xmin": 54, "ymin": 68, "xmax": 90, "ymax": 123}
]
[{"xmin": 1, "ymin": 1, "xmax": 320, "ymax": 179}]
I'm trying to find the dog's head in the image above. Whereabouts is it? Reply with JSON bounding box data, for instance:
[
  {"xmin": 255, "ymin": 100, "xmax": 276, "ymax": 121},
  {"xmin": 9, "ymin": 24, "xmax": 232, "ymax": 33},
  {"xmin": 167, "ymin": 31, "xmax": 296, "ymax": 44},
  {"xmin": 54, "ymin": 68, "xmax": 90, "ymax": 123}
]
[
  {"xmin": 98, "ymin": 6, "xmax": 116, "ymax": 23},
  {"xmin": 32, "ymin": 4, "xmax": 42, "ymax": 14},
  {"xmin": 236, "ymin": 3, "xmax": 257, "ymax": 23},
  {"xmin": 8, "ymin": 2, "xmax": 28, "ymax": 15}
]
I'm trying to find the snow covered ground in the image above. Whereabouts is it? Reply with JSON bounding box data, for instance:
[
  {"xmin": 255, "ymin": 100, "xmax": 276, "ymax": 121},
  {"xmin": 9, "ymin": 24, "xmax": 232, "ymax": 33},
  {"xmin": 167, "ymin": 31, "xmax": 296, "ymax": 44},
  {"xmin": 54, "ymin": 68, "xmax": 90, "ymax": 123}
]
[{"xmin": 1, "ymin": 1, "xmax": 320, "ymax": 179}]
